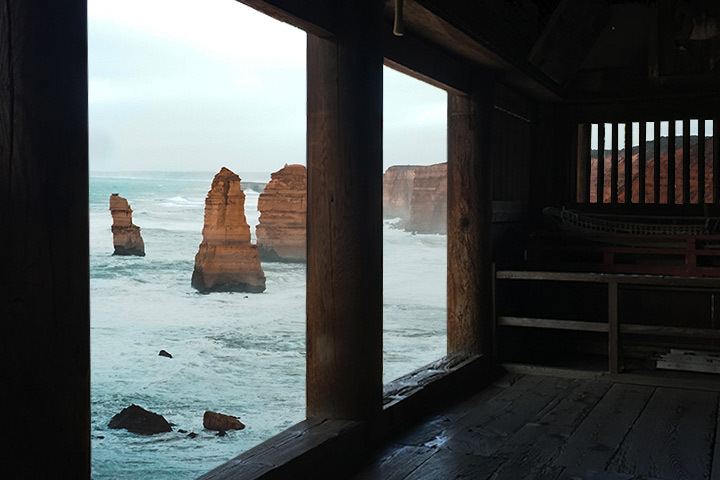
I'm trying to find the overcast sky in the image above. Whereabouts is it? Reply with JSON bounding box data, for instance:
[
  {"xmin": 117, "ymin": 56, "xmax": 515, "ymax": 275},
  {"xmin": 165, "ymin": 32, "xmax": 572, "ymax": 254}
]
[{"xmin": 88, "ymin": 0, "xmax": 447, "ymax": 174}]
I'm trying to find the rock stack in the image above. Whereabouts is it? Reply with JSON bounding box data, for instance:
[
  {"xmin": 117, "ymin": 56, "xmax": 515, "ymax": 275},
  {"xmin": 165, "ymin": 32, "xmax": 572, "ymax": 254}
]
[
  {"xmin": 191, "ymin": 167, "xmax": 266, "ymax": 293},
  {"xmin": 109, "ymin": 194, "xmax": 145, "ymax": 256},
  {"xmin": 256, "ymin": 164, "xmax": 307, "ymax": 262}
]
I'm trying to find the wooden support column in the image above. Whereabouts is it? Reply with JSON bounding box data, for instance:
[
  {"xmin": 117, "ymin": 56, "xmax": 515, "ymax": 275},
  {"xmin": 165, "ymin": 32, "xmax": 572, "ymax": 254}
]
[
  {"xmin": 608, "ymin": 280, "xmax": 621, "ymax": 374},
  {"xmin": 1, "ymin": 1, "xmax": 89, "ymax": 476},
  {"xmin": 447, "ymin": 76, "xmax": 494, "ymax": 358},
  {"xmin": 654, "ymin": 121, "xmax": 662, "ymax": 202},
  {"xmin": 598, "ymin": 124, "xmax": 605, "ymax": 203},
  {"xmin": 668, "ymin": 120, "xmax": 676, "ymax": 204},
  {"xmin": 306, "ymin": 0, "xmax": 383, "ymax": 421},
  {"xmin": 699, "ymin": 119, "xmax": 705, "ymax": 203},
  {"xmin": 624, "ymin": 122, "xmax": 632, "ymax": 203},
  {"xmin": 639, "ymin": 121, "xmax": 646, "ymax": 203},
  {"xmin": 577, "ymin": 123, "xmax": 591, "ymax": 203},
  {"xmin": 683, "ymin": 119, "xmax": 690, "ymax": 204},
  {"xmin": 611, "ymin": 122, "xmax": 619, "ymax": 203}
]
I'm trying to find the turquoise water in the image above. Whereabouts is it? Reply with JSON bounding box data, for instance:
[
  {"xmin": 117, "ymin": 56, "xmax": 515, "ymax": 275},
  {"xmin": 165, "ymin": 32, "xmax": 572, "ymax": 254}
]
[{"xmin": 90, "ymin": 171, "xmax": 446, "ymax": 479}]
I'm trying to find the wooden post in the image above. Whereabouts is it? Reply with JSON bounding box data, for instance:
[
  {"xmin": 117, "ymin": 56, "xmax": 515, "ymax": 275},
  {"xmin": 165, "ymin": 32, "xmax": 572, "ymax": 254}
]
[
  {"xmin": 699, "ymin": 119, "xmax": 705, "ymax": 203},
  {"xmin": 639, "ymin": 121, "xmax": 646, "ymax": 203},
  {"xmin": 654, "ymin": 121, "xmax": 662, "ymax": 203},
  {"xmin": 668, "ymin": 120, "xmax": 676, "ymax": 204},
  {"xmin": 624, "ymin": 122, "xmax": 632, "ymax": 203},
  {"xmin": 578, "ymin": 123, "xmax": 592, "ymax": 203},
  {"xmin": 611, "ymin": 122, "xmax": 619, "ymax": 203},
  {"xmin": 608, "ymin": 280, "xmax": 621, "ymax": 374},
  {"xmin": 447, "ymin": 77, "xmax": 494, "ymax": 357},
  {"xmin": 306, "ymin": 0, "xmax": 383, "ymax": 420},
  {"xmin": 0, "ymin": 1, "xmax": 89, "ymax": 476},
  {"xmin": 598, "ymin": 124, "xmax": 605, "ymax": 203},
  {"xmin": 714, "ymin": 119, "xmax": 719, "ymax": 204},
  {"xmin": 683, "ymin": 119, "xmax": 690, "ymax": 204}
]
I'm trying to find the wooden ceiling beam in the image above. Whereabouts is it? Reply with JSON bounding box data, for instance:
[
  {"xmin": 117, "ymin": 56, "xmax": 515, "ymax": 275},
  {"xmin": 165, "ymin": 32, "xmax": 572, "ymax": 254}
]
[{"xmin": 235, "ymin": 0, "xmax": 336, "ymax": 36}]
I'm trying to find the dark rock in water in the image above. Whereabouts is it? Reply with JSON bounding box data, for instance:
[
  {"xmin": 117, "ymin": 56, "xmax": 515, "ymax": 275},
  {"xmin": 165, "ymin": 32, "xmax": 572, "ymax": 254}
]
[
  {"xmin": 216, "ymin": 430, "xmax": 227, "ymax": 437},
  {"xmin": 177, "ymin": 429, "xmax": 187, "ymax": 434},
  {"xmin": 203, "ymin": 410, "xmax": 245, "ymax": 431},
  {"xmin": 187, "ymin": 432, "xmax": 198, "ymax": 439},
  {"xmin": 158, "ymin": 350, "xmax": 172, "ymax": 358},
  {"xmin": 108, "ymin": 404, "xmax": 172, "ymax": 435}
]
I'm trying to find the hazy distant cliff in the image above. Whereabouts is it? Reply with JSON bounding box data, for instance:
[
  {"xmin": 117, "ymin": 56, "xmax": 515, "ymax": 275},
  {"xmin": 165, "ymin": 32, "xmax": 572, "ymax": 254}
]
[
  {"xmin": 191, "ymin": 167, "xmax": 266, "ymax": 293},
  {"xmin": 383, "ymin": 163, "xmax": 447, "ymax": 234},
  {"xmin": 256, "ymin": 164, "xmax": 306, "ymax": 262}
]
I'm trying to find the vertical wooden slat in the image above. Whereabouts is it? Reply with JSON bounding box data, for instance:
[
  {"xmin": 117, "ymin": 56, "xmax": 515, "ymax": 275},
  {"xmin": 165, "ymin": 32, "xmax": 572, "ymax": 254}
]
[
  {"xmin": 306, "ymin": 0, "xmax": 383, "ymax": 421},
  {"xmin": 611, "ymin": 122, "xmax": 619, "ymax": 203},
  {"xmin": 598, "ymin": 123, "xmax": 605, "ymax": 203},
  {"xmin": 683, "ymin": 119, "xmax": 690, "ymax": 204},
  {"xmin": 639, "ymin": 122, "xmax": 646, "ymax": 204},
  {"xmin": 1, "ymin": 0, "xmax": 90, "ymax": 477},
  {"xmin": 608, "ymin": 281, "xmax": 621, "ymax": 374},
  {"xmin": 654, "ymin": 121, "xmax": 661, "ymax": 202},
  {"xmin": 447, "ymin": 78, "xmax": 495, "ymax": 358},
  {"xmin": 699, "ymin": 119, "xmax": 706, "ymax": 203},
  {"xmin": 714, "ymin": 119, "xmax": 720, "ymax": 204},
  {"xmin": 577, "ymin": 123, "xmax": 591, "ymax": 203},
  {"xmin": 668, "ymin": 120, "xmax": 676, "ymax": 204},
  {"xmin": 625, "ymin": 122, "xmax": 632, "ymax": 203}
]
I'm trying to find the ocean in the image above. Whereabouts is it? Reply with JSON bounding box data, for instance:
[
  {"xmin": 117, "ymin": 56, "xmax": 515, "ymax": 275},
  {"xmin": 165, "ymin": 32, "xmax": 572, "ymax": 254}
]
[{"xmin": 90, "ymin": 171, "xmax": 447, "ymax": 479}]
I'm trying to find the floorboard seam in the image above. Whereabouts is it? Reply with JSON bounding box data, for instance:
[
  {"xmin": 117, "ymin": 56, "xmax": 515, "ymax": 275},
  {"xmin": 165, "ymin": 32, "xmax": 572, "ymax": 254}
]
[{"xmin": 602, "ymin": 385, "xmax": 657, "ymax": 472}]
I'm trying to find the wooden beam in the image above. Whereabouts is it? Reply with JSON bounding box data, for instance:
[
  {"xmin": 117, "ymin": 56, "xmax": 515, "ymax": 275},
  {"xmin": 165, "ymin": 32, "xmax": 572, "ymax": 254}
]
[
  {"xmin": 1, "ymin": 0, "xmax": 89, "ymax": 477},
  {"xmin": 597, "ymin": 124, "xmax": 605, "ymax": 203},
  {"xmin": 625, "ymin": 122, "xmax": 632, "ymax": 203},
  {"xmin": 654, "ymin": 121, "xmax": 662, "ymax": 203},
  {"xmin": 668, "ymin": 120, "xmax": 676, "ymax": 204},
  {"xmin": 683, "ymin": 119, "xmax": 690, "ymax": 204},
  {"xmin": 447, "ymin": 77, "xmax": 494, "ymax": 357},
  {"xmin": 714, "ymin": 119, "xmax": 720, "ymax": 204},
  {"xmin": 639, "ymin": 121, "xmax": 646, "ymax": 204},
  {"xmin": 577, "ymin": 123, "xmax": 591, "ymax": 203},
  {"xmin": 306, "ymin": 0, "xmax": 383, "ymax": 420},
  {"xmin": 699, "ymin": 119, "xmax": 706, "ymax": 204},
  {"xmin": 608, "ymin": 280, "xmax": 620, "ymax": 374},
  {"xmin": 611, "ymin": 122, "xmax": 619, "ymax": 203},
  {"xmin": 236, "ymin": 0, "xmax": 336, "ymax": 36}
]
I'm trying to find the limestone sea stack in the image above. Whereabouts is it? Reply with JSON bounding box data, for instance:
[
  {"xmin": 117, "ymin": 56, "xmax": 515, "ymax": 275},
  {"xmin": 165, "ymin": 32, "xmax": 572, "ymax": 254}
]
[
  {"xmin": 406, "ymin": 162, "xmax": 447, "ymax": 234},
  {"xmin": 109, "ymin": 194, "xmax": 145, "ymax": 256},
  {"xmin": 191, "ymin": 167, "xmax": 266, "ymax": 293},
  {"xmin": 383, "ymin": 165, "xmax": 418, "ymax": 220},
  {"xmin": 256, "ymin": 164, "xmax": 307, "ymax": 262}
]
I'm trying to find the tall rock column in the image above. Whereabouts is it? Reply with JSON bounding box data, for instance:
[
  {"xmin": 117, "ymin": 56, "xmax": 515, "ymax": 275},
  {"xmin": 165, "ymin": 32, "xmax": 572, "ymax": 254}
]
[
  {"xmin": 192, "ymin": 167, "xmax": 266, "ymax": 293},
  {"xmin": 256, "ymin": 164, "xmax": 307, "ymax": 262},
  {"xmin": 109, "ymin": 194, "xmax": 145, "ymax": 256}
]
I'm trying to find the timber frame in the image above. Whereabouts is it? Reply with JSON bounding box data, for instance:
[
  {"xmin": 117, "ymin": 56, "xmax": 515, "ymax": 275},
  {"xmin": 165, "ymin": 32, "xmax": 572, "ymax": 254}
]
[{"xmin": 4, "ymin": 0, "xmax": 720, "ymax": 478}]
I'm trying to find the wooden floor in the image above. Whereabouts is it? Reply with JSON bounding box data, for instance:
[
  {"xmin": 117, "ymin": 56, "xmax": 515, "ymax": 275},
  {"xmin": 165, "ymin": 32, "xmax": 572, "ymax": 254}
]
[{"xmin": 352, "ymin": 373, "xmax": 720, "ymax": 480}]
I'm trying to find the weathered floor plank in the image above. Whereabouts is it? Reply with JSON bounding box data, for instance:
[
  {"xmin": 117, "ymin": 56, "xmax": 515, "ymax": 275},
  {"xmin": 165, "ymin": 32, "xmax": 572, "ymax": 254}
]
[
  {"xmin": 441, "ymin": 376, "xmax": 574, "ymax": 457},
  {"xmin": 711, "ymin": 396, "xmax": 720, "ymax": 480},
  {"xmin": 488, "ymin": 380, "xmax": 612, "ymax": 479},
  {"xmin": 351, "ymin": 445, "xmax": 436, "ymax": 480},
  {"xmin": 554, "ymin": 383, "xmax": 655, "ymax": 472},
  {"xmin": 607, "ymin": 387, "xmax": 718, "ymax": 480},
  {"xmin": 403, "ymin": 449, "xmax": 506, "ymax": 480}
]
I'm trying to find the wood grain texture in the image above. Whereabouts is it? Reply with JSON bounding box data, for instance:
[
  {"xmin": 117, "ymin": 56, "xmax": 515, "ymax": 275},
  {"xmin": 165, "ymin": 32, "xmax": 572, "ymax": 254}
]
[
  {"xmin": 0, "ymin": 1, "xmax": 90, "ymax": 477},
  {"xmin": 683, "ymin": 119, "xmax": 691, "ymax": 204},
  {"xmin": 639, "ymin": 121, "xmax": 646, "ymax": 203},
  {"xmin": 489, "ymin": 380, "xmax": 611, "ymax": 479},
  {"xmin": 607, "ymin": 387, "xmax": 718, "ymax": 480},
  {"xmin": 447, "ymin": 83, "xmax": 494, "ymax": 356},
  {"xmin": 669, "ymin": 120, "xmax": 676, "ymax": 204},
  {"xmin": 611, "ymin": 123, "xmax": 619, "ymax": 203},
  {"xmin": 404, "ymin": 449, "xmax": 506, "ymax": 480},
  {"xmin": 655, "ymin": 121, "xmax": 662, "ymax": 203},
  {"xmin": 598, "ymin": 124, "xmax": 606, "ymax": 203},
  {"xmin": 699, "ymin": 119, "xmax": 706, "ymax": 203},
  {"xmin": 306, "ymin": 0, "xmax": 384, "ymax": 420},
  {"xmin": 554, "ymin": 383, "xmax": 654, "ymax": 472},
  {"xmin": 711, "ymin": 397, "xmax": 720, "ymax": 480},
  {"xmin": 624, "ymin": 122, "xmax": 632, "ymax": 203},
  {"xmin": 352, "ymin": 445, "xmax": 436, "ymax": 480},
  {"xmin": 578, "ymin": 123, "xmax": 592, "ymax": 203}
]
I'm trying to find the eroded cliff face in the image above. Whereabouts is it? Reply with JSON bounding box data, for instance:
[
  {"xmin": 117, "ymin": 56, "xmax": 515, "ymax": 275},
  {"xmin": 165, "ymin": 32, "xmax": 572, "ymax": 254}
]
[
  {"xmin": 256, "ymin": 164, "xmax": 306, "ymax": 262},
  {"xmin": 110, "ymin": 194, "xmax": 145, "ymax": 256},
  {"xmin": 191, "ymin": 167, "xmax": 266, "ymax": 293},
  {"xmin": 383, "ymin": 166, "xmax": 417, "ymax": 220},
  {"xmin": 383, "ymin": 163, "xmax": 447, "ymax": 234}
]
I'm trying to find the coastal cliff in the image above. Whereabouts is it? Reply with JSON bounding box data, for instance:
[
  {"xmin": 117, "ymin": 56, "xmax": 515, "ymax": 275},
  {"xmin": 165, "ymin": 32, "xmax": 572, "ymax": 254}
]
[
  {"xmin": 383, "ymin": 163, "xmax": 447, "ymax": 234},
  {"xmin": 256, "ymin": 164, "xmax": 306, "ymax": 262},
  {"xmin": 383, "ymin": 166, "xmax": 417, "ymax": 220},
  {"xmin": 191, "ymin": 167, "xmax": 266, "ymax": 293},
  {"xmin": 109, "ymin": 194, "xmax": 145, "ymax": 256}
]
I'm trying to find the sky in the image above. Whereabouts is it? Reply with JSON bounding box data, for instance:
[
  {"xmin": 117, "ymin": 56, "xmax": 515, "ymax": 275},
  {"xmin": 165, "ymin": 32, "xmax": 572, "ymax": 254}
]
[{"xmin": 88, "ymin": 0, "xmax": 447, "ymax": 174}]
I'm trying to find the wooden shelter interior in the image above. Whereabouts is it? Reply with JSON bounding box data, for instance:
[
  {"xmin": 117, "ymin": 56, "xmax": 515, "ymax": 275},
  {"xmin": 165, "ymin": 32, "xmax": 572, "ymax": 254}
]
[{"xmin": 5, "ymin": 0, "xmax": 720, "ymax": 478}]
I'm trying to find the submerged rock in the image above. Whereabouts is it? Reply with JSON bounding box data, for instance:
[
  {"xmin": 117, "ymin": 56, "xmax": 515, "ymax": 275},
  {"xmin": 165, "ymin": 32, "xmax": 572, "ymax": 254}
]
[
  {"xmin": 109, "ymin": 194, "xmax": 145, "ymax": 256},
  {"xmin": 256, "ymin": 164, "xmax": 307, "ymax": 262},
  {"xmin": 191, "ymin": 167, "xmax": 266, "ymax": 293},
  {"xmin": 108, "ymin": 404, "xmax": 172, "ymax": 435},
  {"xmin": 203, "ymin": 410, "xmax": 245, "ymax": 431},
  {"xmin": 158, "ymin": 350, "xmax": 172, "ymax": 358}
]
